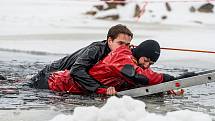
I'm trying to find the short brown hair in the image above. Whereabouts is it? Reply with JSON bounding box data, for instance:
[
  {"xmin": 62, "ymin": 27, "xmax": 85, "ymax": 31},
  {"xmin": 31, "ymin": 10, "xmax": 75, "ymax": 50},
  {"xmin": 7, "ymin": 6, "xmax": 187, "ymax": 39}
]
[{"xmin": 107, "ymin": 24, "xmax": 133, "ymax": 40}]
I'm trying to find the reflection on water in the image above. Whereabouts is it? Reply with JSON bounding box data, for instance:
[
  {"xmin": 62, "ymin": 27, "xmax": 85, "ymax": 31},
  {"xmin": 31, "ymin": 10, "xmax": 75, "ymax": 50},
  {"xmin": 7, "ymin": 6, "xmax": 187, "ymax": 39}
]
[{"xmin": 0, "ymin": 50, "xmax": 215, "ymax": 121}]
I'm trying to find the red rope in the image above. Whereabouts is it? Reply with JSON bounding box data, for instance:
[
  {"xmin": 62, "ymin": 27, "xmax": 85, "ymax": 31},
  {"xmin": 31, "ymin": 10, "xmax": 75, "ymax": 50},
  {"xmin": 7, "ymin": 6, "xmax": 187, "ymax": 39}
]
[
  {"xmin": 132, "ymin": 45, "xmax": 215, "ymax": 54},
  {"xmin": 161, "ymin": 47, "xmax": 215, "ymax": 54}
]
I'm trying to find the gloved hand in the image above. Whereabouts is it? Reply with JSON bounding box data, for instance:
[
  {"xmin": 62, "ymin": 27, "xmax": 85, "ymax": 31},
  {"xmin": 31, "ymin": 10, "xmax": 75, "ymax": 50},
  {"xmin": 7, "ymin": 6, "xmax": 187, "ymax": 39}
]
[
  {"xmin": 176, "ymin": 72, "xmax": 197, "ymax": 79},
  {"xmin": 163, "ymin": 74, "xmax": 175, "ymax": 82}
]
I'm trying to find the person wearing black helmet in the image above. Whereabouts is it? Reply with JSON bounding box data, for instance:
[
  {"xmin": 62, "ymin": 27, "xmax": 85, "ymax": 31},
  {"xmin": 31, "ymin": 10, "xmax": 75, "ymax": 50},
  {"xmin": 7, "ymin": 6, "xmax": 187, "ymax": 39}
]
[
  {"xmin": 46, "ymin": 39, "xmax": 169, "ymax": 95},
  {"xmin": 88, "ymin": 39, "xmax": 178, "ymax": 95}
]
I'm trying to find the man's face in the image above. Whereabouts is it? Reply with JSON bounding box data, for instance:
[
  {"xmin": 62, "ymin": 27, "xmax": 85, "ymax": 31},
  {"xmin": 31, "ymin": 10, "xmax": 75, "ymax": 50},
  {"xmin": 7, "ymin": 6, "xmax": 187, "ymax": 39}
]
[
  {"xmin": 108, "ymin": 33, "xmax": 132, "ymax": 51},
  {"xmin": 138, "ymin": 57, "xmax": 154, "ymax": 69}
]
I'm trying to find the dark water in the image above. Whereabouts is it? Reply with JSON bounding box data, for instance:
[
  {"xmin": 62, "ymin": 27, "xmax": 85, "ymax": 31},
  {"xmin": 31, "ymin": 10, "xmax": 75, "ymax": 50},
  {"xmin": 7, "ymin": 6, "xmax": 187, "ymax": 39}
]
[{"xmin": 0, "ymin": 50, "xmax": 215, "ymax": 121}]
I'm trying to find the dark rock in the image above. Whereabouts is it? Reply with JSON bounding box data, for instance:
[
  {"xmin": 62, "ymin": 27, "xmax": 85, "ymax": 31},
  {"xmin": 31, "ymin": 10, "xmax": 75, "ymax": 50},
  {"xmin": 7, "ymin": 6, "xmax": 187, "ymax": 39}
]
[
  {"xmin": 104, "ymin": 0, "xmax": 126, "ymax": 10},
  {"xmin": 105, "ymin": 0, "xmax": 126, "ymax": 7},
  {"xmin": 96, "ymin": 14, "xmax": 119, "ymax": 20},
  {"xmin": 193, "ymin": 20, "xmax": 203, "ymax": 24},
  {"xmin": 165, "ymin": 2, "xmax": 172, "ymax": 12},
  {"xmin": 190, "ymin": 6, "xmax": 196, "ymax": 13},
  {"xmin": 134, "ymin": 4, "xmax": 141, "ymax": 17},
  {"xmin": 0, "ymin": 74, "xmax": 6, "ymax": 80},
  {"xmin": 104, "ymin": 3, "xmax": 117, "ymax": 10},
  {"xmin": 94, "ymin": 5, "xmax": 104, "ymax": 11},
  {"xmin": 85, "ymin": 11, "xmax": 97, "ymax": 16},
  {"xmin": 198, "ymin": 3, "xmax": 214, "ymax": 13},
  {"xmin": 161, "ymin": 15, "xmax": 167, "ymax": 20}
]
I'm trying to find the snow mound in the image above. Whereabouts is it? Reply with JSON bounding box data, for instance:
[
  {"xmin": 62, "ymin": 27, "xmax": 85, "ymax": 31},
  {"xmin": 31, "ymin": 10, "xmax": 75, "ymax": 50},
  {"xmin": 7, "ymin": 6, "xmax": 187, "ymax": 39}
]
[{"xmin": 49, "ymin": 96, "xmax": 212, "ymax": 121}]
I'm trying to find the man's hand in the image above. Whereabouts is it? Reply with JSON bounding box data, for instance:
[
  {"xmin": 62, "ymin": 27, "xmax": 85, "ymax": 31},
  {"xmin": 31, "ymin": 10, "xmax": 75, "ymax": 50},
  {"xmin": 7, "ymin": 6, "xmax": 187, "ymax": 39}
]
[{"xmin": 106, "ymin": 87, "xmax": 117, "ymax": 95}]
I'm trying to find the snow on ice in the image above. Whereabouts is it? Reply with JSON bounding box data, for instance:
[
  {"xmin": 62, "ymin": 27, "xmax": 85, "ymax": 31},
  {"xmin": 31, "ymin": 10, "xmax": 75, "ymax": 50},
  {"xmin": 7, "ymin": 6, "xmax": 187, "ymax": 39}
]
[{"xmin": 49, "ymin": 96, "xmax": 212, "ymax": 121}]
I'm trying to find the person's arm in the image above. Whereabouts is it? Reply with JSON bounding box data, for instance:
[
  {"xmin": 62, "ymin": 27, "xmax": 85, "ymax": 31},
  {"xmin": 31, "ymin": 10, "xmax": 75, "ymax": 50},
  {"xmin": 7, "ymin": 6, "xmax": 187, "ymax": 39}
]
[
  {"xmin": 70, "ymin": 46, "xmax": 105, "ymax": 93},
  {"xmin": 120, "ymin": 64, "xmax": 164, "ymax": 85},
  {"xmin": 113, "ymin": 47, "xmax": 197, "ymax": 85}
]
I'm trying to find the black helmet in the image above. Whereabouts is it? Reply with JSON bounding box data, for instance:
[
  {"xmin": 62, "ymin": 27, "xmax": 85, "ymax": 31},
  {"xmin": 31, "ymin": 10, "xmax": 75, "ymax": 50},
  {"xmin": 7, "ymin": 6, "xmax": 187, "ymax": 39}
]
[{"xmin": 132, "ymin": 40, "xmax": 160, "ymax": 62}]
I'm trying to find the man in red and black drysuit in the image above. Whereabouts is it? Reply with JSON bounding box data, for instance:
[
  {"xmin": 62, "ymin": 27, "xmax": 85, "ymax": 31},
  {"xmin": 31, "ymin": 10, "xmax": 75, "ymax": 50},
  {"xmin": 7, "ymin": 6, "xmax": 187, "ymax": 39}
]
[{"xmin": 28, "ymin": 24, "xmax": 133, "ymax": 95}]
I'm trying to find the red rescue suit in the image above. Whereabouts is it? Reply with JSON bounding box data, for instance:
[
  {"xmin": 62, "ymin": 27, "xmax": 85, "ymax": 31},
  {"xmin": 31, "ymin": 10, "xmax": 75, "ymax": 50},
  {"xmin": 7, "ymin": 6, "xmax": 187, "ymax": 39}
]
[
  {"xmin": 89, "ymin": 46, "xmax": 164, "ymax": 91},
  {"xmin": 48, "ymin": 46, "xmax": 164, "ymax": 94}
]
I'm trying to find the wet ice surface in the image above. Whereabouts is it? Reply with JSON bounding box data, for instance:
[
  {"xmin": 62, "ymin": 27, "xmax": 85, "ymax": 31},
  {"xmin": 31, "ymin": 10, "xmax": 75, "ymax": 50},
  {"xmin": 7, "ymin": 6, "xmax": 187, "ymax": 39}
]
[
  {"xmin": 0, "ymin": 50, "xmax": 215, "ymax": 121},
  {"xmin": 0, "ymin": 51, "xmax": 107, "ymax": 121}
]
